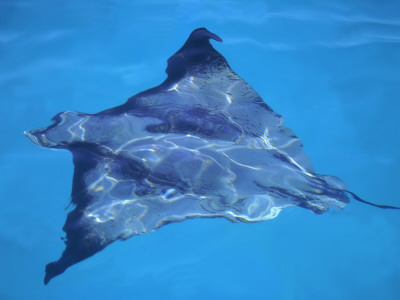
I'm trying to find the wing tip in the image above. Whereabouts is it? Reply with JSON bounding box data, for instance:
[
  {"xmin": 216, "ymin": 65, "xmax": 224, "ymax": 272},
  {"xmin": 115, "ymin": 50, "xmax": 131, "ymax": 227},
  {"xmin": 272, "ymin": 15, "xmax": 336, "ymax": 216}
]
[{"xmin": 164, "ymin": 28, "xmax": 225, "ymax": 85}]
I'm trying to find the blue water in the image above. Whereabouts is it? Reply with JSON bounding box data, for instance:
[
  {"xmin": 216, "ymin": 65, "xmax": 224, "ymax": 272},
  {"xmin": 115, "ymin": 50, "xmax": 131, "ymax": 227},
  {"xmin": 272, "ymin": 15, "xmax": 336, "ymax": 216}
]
[{"xmin": 1, "ymin": 0, "xmax": 400, "ymax": 299}]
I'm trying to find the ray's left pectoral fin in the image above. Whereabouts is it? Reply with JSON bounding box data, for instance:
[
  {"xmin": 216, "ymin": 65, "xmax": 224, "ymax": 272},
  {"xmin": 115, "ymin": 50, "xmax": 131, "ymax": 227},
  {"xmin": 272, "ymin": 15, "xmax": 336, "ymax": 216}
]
[
  {"xmin": 44, "ymin": 208, "xmax": 110, "ymax": 284},
  {"xmin": 44, "ymin": 148, "xmax": 111, "ymax": 284}
]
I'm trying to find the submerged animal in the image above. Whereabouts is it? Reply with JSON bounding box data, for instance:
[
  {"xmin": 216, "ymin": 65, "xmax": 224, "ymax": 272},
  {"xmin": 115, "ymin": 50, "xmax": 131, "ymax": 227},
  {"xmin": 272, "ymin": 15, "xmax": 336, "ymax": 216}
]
[{"xmin": 25, "ymin": 28, "xmax": 399, "ymax": 284}]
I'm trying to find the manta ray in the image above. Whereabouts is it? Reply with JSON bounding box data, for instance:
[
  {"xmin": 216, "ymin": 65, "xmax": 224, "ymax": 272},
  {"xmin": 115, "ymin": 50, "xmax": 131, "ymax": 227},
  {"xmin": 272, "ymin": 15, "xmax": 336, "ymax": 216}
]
[{"xmin": 25, "ymin": 28, "xmax": 399, "ymax": 284}]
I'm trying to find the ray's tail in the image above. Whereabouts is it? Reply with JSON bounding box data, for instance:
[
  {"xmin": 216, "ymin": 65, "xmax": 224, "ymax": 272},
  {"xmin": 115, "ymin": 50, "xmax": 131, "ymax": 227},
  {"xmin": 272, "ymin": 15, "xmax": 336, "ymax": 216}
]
[{"xmin": 346, "ymin": 191, "xmax": 400, "ymax": 210}]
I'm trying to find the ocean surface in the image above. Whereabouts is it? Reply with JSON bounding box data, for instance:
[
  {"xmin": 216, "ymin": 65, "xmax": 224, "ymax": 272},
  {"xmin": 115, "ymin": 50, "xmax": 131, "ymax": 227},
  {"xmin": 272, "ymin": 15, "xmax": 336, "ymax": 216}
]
[{"xmin": 1, "ymin": 0, "xmax": 400, "ymax": 299}]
